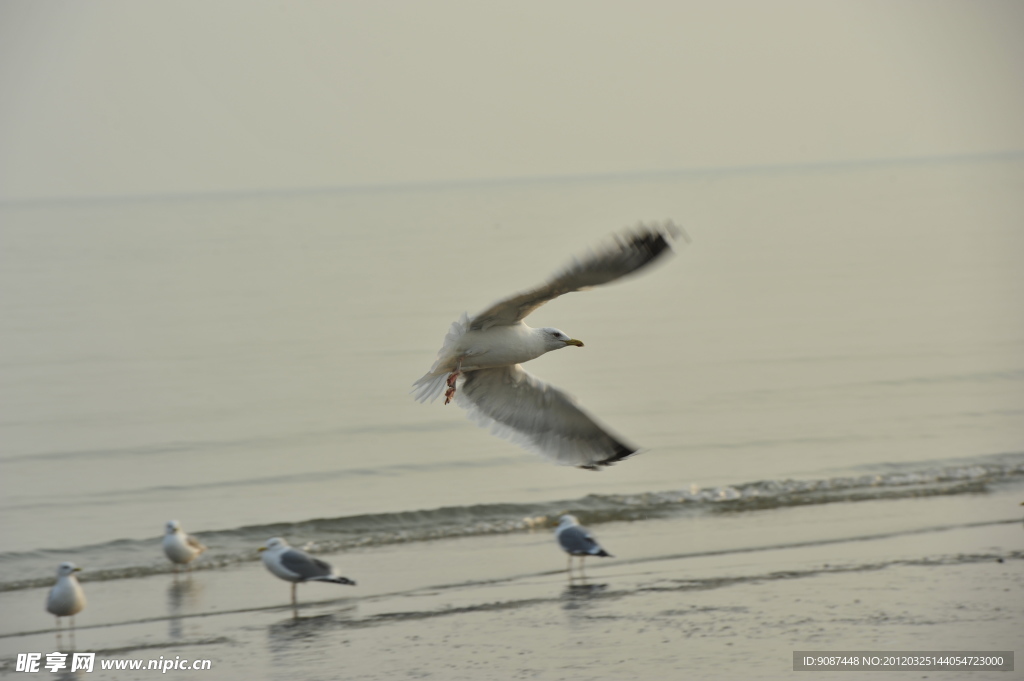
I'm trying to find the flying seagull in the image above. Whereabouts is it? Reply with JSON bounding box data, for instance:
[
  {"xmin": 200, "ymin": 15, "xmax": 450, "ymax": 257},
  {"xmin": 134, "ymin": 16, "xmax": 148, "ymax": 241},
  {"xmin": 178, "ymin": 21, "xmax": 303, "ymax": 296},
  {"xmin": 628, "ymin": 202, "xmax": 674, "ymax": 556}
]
[
  {"xmin": 258, "ymin": 537, "xmax": 356, "ymax": 607},
  {"xmin": 162, "ymin": 520, "xmax": 207, "ymax": 572},
  {"xmin": 413, "ymin": 222, "xmax": 684, "ymax": 469},
  {"xmin": 46, "ymin": 562, "xmax": 86, "ymax": 642},
  {"xmin": 555, "ymin": 514, "xmax": 613, "ymax": 579}
]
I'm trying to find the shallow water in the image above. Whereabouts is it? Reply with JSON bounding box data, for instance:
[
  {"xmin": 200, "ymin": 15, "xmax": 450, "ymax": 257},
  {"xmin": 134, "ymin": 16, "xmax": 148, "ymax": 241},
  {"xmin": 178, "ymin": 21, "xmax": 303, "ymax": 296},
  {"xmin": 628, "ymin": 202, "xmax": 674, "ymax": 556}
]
[{"xmin": 1, "ymin": 157, "xmax": 1023, "ymax": 676}]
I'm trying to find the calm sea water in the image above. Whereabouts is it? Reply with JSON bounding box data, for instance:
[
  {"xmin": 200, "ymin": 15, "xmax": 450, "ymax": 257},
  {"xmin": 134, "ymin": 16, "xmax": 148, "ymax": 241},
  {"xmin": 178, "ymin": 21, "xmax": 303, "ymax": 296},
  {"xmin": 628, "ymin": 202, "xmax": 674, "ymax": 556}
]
[{"xmin": 1, "ymin": 156, "xmax": 1022, "ymax": 587}]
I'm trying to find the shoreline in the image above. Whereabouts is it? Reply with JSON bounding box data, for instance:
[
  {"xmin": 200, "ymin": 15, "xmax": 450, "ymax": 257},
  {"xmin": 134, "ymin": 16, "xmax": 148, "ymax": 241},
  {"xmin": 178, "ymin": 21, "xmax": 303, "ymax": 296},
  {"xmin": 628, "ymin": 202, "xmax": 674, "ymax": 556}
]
[{"xmin": 2, "ymin": 487, "xmax": 1021, "ymax": 680}]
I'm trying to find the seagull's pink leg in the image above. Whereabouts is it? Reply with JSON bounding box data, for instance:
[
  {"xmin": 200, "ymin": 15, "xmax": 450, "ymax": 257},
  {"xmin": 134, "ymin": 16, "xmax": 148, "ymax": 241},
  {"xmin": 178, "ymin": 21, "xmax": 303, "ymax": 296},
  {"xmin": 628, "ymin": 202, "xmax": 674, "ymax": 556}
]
[{"xmin": 444, "ymin": 358, "xmax": 463, "ymax": 405}]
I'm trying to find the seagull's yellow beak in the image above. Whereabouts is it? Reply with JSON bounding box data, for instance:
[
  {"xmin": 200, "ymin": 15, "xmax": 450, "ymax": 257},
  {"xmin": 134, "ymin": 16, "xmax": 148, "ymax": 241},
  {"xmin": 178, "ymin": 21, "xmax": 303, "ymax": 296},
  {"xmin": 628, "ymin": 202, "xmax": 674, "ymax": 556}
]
[
  {"xmin": 565, "ymin": 338, "xmax": 584, "ymax": 347},
  {"xmin": 73, "ymin": 567, "xmax": 82, "ymax": 572},
  {"xmin": 257, "ymin": 546, "xmax": 267, "ymax": 552}
]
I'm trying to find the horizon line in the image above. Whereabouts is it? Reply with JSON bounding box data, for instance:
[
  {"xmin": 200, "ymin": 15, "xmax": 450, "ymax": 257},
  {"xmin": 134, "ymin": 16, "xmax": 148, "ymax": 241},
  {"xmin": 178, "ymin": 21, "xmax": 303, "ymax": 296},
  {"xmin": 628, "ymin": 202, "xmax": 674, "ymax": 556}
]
[{"xmin": 2, "ymin": 149, "xmax": 1022, "ymax": 208}]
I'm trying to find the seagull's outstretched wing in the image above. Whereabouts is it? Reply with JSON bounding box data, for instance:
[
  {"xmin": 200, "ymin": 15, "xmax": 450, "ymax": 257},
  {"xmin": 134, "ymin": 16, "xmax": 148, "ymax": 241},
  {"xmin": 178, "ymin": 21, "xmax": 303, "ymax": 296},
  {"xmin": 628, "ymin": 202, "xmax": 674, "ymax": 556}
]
[
  {"xmin": 458, "ymin": 365, "xmax": 637, "ymax": 470},
  {"xmin": 469, "ymin": 222, "xmax": 683, "ymax": 331}
]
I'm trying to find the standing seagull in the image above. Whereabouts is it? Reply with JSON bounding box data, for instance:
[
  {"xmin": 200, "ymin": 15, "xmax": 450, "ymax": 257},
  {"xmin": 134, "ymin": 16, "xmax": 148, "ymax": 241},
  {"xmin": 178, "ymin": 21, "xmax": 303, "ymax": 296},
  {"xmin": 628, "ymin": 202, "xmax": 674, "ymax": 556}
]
[
  {"xmin": 258, "ymin": 538, "xmax": 356, "ymax": 608},
  {"xmin": 46, "ymin": 562, "xmax": 86, "ymax": 642},
  {"xmin": 413, "ymin": 222, "xmax": 685, "ymax": 469},
  {"xmin": 556, "ymin": 515, "xmax": 613, "ymax": 580},
  {"xmin": 162, "ymin": 520, "xmax": 207, "ymax": 572}
]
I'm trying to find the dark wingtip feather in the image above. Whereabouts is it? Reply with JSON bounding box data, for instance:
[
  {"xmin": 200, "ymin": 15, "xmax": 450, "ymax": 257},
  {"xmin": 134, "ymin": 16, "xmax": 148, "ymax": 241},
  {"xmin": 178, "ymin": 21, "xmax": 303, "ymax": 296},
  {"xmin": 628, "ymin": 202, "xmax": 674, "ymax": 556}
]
[
  {"xmin": 628, "ymin": 221, "xmax": 685, "ymax": 265},
  {"xmin": 599, "ymin": 221, "xmax": 687, "ymax": 285},
  {"xmin": 577, "ymin": 439, "xmax": 639, "ymax": 471}
]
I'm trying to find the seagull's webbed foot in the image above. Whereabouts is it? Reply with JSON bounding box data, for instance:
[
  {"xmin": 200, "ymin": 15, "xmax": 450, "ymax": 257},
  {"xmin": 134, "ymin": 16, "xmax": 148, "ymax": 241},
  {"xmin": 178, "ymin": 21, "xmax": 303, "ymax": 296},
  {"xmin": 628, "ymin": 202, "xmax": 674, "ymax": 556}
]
[{"xmin": 443, "ymin": 359, "xmax": 463, "ymax": 405}]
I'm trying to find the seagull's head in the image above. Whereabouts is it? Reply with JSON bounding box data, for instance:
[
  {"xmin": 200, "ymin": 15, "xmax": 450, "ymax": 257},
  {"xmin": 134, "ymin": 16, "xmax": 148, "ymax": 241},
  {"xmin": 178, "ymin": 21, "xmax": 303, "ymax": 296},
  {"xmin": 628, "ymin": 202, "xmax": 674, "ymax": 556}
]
[
  {"xmin": 540, "ymin": 328, "xmax": 584, "ymax": 351},
  {"xmin": 259, "ymin": 537, "xmax": 288, "ymax": 553},
  {"xmin": 165, "ymin": 520, "xmax": 181, "ymax": 534},
  {"xmin": 557, "ymin": 514, "xmax": 580, "ymax": 528},
  {"xmin": 56, "ymin": 562, "xmax": 81, "ymax": 577}
]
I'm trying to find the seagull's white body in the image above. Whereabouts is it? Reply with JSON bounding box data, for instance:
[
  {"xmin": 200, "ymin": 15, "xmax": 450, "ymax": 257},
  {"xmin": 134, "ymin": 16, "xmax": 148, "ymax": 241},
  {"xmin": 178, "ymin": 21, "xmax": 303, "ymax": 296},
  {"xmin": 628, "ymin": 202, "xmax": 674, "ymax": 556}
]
[
  {"xmin": 259, "ymin": 537, "xmax": 356, "ymax": 607},
  {"xmin": 555, "ymin": 515, "xmax": 612, "ymax": 557},
  {"xmin": 47, "ymin": 562, "xmax": 86, "ymax": 617},
  {"xmin": 414, "ymin": 222, "xmax": 684, "ymax": 470},
  {"xmin": 162, "ymin": 520, "xmax": 207, "ymax": 569},
  {"xmin": 555, "ymin": 515, "xmax": 612, "ymax": 579},
  {"xmin": 47, "ymin": 562, "xmax": 86, "ymax": 637},
  {"xmin": 414, "ymin": 315, "xmax": 575, "ymax": 398},
  {"xmin": 450, "ymin": 322, "xmax": 555, "ymax": 371}
]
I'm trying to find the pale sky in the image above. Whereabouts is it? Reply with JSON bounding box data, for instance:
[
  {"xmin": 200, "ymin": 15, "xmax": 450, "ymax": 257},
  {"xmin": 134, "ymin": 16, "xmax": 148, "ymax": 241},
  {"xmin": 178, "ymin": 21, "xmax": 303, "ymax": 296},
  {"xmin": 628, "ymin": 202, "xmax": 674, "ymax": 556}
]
[{"xmin": 1, "ymin": 0, "xmax": 1022, "ymax": 202}]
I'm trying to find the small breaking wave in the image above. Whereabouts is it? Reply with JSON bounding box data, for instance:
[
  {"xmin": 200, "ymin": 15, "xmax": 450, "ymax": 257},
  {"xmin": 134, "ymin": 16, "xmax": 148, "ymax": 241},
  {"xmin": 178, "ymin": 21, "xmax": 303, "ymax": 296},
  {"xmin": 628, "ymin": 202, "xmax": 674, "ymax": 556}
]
[{"xmin": 2, "ymin": 452, "xmax": 1021, "ymax": 592}]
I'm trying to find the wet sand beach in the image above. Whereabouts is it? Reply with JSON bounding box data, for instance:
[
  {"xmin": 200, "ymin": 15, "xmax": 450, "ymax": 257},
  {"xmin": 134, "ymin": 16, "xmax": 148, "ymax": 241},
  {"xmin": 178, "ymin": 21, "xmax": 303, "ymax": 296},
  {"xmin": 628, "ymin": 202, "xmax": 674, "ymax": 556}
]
[{"xmin": 2, "ymin": 484, "xmax": 1020, "ymax": 680}]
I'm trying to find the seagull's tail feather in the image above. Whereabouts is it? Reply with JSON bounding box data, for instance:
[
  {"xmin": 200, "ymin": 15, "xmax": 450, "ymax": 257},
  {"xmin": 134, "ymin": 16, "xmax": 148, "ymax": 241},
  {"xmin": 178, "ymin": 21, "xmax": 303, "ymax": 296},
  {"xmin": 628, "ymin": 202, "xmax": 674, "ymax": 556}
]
[
  {"xmin": 412, "ymin": 312, "xmax": 470, "ymax": 403},
  {"xmin": 311, "ymin": 576, "xmax": 356, "ymax": 586},
  {"xmin": 594, "ymin": 549, "xmax": 612, "ymax": 558}
]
